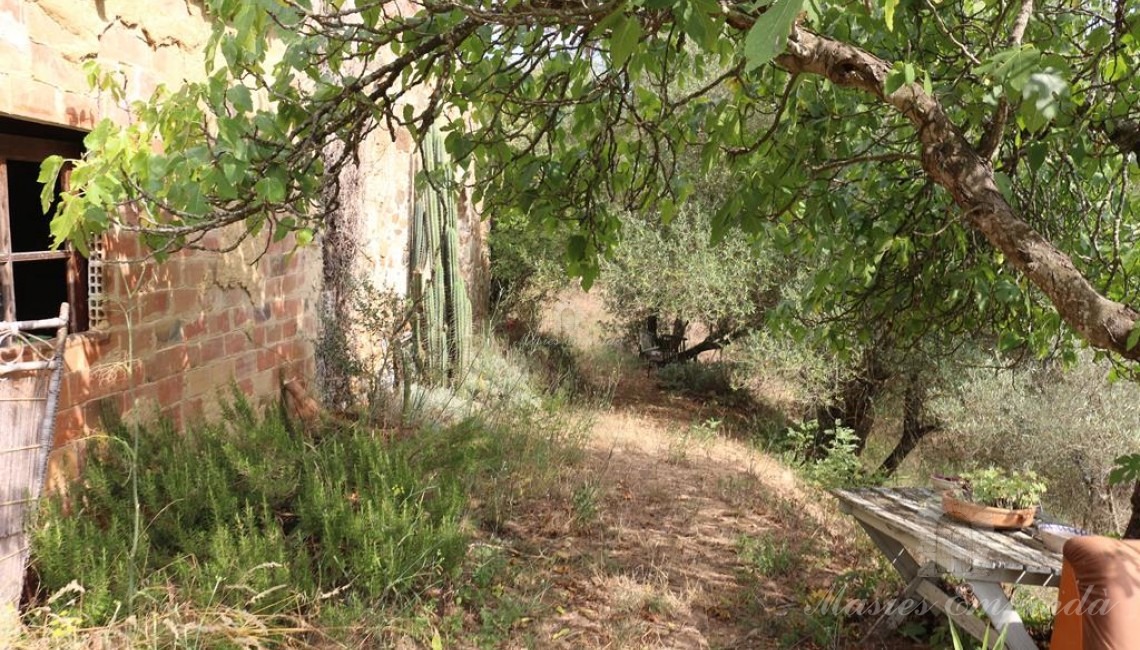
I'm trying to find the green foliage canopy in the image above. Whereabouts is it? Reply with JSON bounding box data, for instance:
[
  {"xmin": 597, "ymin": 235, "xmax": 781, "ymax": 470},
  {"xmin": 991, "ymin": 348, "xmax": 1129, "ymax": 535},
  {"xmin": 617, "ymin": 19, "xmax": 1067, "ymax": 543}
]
[{"xmin": 41, "ymin": 0, "xmax": 1140, "ymax": 360}]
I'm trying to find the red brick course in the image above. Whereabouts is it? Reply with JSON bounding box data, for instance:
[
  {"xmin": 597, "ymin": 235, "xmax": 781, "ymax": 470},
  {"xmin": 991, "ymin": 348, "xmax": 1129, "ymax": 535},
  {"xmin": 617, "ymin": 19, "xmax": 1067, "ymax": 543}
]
[{"xmin": 50, "ymin": 230, "xmax": 319, "ymax": 470}]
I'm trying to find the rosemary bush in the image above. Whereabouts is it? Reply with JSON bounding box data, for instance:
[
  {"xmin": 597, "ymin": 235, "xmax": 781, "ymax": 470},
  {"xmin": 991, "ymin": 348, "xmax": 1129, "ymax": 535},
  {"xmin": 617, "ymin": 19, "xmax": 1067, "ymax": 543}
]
[{"xmin": 29, "ymin": 387, "xmax": 573, "ymax": 625}]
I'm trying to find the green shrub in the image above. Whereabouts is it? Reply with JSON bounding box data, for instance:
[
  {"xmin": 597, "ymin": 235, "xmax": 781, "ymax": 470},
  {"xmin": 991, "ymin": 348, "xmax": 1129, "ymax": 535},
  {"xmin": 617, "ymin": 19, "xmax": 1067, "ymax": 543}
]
[
  {"xmin": 510, "ymin": 332, "xmax": 584, "ymax": 395},
  {"xmin": 601, "ymin": 205, "xmax": 776, "ymax": 345},
  {"xmin": 962, "ymin": 467, "xmax": 1047, "ymax": 510},
  {"xmin": 777, "ymin": 420, "xmax": 876, "ymax": 488},
  {"xmin": 732, "ymin": 329, "xmax": 836, "ymax": 412},
  {"xmin": 488, "ymin": 209, "xmax": 567, "ymax": 325},
  {"xmin": 925, "ymin": 354, "xmax": 1140, "ymax": 532},
  {"xmin": 29, "ymin": 388, "xmax": 572, "ymax": 626},
  {"xmin": 736, "ymin": 533, "xmax": 797, "ymax": 578},
  {"xmin": 656, "ymin": 361, "xmax": 740, "ymax": 398}
]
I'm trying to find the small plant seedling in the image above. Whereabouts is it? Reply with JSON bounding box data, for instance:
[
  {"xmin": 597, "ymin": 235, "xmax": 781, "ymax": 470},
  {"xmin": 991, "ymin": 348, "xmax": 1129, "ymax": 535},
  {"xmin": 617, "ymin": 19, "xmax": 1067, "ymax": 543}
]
[{"xmin": 961, "ymin": 467, "xmax": 1047, "ymax": 510}]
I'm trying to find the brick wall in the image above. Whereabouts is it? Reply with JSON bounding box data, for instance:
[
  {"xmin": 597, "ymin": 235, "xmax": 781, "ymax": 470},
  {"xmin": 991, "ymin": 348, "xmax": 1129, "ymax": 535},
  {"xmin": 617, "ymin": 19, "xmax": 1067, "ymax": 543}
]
[
  {"xmin": 1, "ymin": 1, "xmax": 322, "ymax": 484},
  {"xmin": 50, "ymin": 232, "xmax": 320, "ymax": 480},
  {"xmin": 0, "ymin": 0, "xmax": 214, "ymax": 129},
  {"xmin": 2, "ymin": 0, "xmax": 490, "ymax": 485}
]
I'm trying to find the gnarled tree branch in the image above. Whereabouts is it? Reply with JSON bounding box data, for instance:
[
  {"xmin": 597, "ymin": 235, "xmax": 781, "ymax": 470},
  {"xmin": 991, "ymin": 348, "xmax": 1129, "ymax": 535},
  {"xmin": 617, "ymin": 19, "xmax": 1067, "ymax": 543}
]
[{"xmin": 767, "ymin": 26, "xmax": 1140, "ymax": 359}]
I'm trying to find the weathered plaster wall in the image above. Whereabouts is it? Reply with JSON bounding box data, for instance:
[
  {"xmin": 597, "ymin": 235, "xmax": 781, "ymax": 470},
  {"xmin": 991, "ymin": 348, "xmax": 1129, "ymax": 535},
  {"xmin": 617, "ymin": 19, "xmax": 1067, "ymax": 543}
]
[
  {"xmin": 0, "ymin": 0, "xmax": 213, "ymax": 129},
  {"xmin": 318, "ymin": 124, "xmax": 490, "ymax": 405},
  {"xmin": 336, "ymin": 126, "xmax": 489, "ymax": 310},
  {"xmin": 1, "ymin": 0, "xmax": 320, "ymax": 484},
  {"xmin": 319, "ymin": 125, "xmax": 490, "ymax": 400}
]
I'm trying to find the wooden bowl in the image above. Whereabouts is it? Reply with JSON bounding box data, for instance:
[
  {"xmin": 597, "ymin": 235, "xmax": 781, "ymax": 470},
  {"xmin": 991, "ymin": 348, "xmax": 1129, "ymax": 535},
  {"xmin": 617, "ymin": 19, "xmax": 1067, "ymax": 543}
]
[
  {"xmin": 931, "ymin": 474, "xmax": 966, "ymax": 492},
  {"xmin": 941, "ymin": 491, "xmax": 1036, "ymax": 530}
]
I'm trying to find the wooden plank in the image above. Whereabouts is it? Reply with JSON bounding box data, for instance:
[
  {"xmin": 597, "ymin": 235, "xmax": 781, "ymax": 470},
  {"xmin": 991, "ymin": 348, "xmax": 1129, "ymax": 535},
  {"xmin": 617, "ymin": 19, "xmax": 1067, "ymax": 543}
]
[
  {"xmin": 887, "ymin": 488, "xmax": 1060, "ymax": 571},
  {"xmin": 954, "ymin": 566, "xmax": 1060, "ymax": 588},
  {"xmin": 835, "ymin": 489, "xmax": 940, "ymax": 544},
  {"xmin": 0, "ymin": 134, "xmax": 82, "ymax": 163},
  {"xmin": 0, "ymin": 161, "xmax": 12, "ymax": 322},
  {"xmin": 837, "ymin": 488, "xmax": 1053, "ymax": 650},
  {"xmin": 842, "ymin": 488, "xmax": 1060, "ymax": 579},
  {"xmin": 914, "ymin": 580, "xmax": 1000, "ymax": 644},
  {"xmin": 839, "ymin": 493, "xmax": 934, "ymax": 553},
  {"xmin": 839, "ymin": 489, "xmax": 988, "ymax": 572},
  {"xmin": 0, "ymin": 314, "xmax": 68, "ymax": 332},
  {"xmin": 933, "ymin": 522, "xmax": 1059, "ymax": 576},
  {"xmin": 970, "ymin": 582, "xmax": 1039, "ymax": 650},
  {"xmin": 860, "ymin": 522, "xmax": 921, "ymax": 581},
  {"xmin": 0, "ymin": 360, "xmax": 59, "ymax": 375},
  {"xmin": 0, "ymin": 250, "xmax": 70, "ymax": 263},
  {"xmin": 874, "ymin": 563, "xmax": 938, "ymax": 636}
]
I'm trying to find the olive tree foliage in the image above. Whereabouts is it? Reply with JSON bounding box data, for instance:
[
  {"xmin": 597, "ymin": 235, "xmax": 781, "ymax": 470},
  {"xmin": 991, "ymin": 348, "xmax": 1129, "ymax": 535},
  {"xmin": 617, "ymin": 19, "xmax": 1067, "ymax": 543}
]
[
  {"xmin": 487, "ymin": 209, "xmax": 569, "ymax": 324},
  {"xmin": 40, "ymin": 0, "xmax": 1140, "ymax": 367},
  {"xmin": 602, "ymin": 203, "xmax": 777, "ymax": 350}
]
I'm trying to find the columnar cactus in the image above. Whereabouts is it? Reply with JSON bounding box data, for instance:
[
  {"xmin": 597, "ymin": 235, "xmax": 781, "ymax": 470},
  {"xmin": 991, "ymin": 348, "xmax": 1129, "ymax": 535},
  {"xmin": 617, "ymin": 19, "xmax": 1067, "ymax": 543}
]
[{"xmin": 408, "ymin": 126, "xmax": 472, "ymax": 383}]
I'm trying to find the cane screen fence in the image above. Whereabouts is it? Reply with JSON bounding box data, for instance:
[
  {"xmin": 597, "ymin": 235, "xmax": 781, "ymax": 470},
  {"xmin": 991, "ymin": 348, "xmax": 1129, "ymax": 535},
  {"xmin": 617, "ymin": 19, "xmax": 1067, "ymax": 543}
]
[{"xmin": 0, "ymin": 303, "xmax": 68, "ymax": 609}]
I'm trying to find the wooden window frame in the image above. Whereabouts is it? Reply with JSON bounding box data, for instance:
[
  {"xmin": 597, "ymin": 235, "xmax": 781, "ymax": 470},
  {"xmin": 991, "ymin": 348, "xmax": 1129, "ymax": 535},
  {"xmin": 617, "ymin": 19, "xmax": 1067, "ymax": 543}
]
[{"xmin": 0, "ymin": 134, "xmax": 88, "ymax": 332}]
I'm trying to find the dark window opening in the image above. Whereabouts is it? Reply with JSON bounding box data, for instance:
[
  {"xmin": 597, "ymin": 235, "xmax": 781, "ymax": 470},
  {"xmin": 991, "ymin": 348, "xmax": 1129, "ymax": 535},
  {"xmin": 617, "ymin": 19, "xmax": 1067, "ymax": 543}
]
[
  {"xmin": 0, "ymin": 120, "xmax": 89, "ymax": 332},
  {"xmin": 8, "ymin": 162, "xmax": 70, "ymax": 322}
]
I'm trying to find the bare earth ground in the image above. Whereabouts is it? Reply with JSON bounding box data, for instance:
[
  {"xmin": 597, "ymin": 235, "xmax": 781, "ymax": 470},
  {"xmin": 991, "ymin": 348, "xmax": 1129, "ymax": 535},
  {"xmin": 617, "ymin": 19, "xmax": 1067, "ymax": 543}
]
[{"xmin": 479, "ymin": 289, "xmax": 928, "ymax": 649}]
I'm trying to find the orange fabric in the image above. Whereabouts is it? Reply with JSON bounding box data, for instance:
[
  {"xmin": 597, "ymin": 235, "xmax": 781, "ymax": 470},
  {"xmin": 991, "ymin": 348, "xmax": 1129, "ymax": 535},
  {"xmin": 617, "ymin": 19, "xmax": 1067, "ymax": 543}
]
[
  {"xmin": 1052, "ymin": 559, "xmax": 1084, "ymax": 650},
  {"xmin": 1060, "ymin": 536, "xmax": 1140, "ymax": 650}
]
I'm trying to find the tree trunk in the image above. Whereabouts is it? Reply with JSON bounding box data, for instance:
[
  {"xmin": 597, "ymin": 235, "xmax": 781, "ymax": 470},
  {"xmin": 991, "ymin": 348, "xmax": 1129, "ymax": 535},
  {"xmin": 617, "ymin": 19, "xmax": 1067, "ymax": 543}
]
[
  {"xmin": 317, "ymin": 141, "xmax": 365, "ymax": 410},
  {"xmin": 879, "ymin": 372, "xmax": 940, "ymax": 476},
  {"xmin": 1123, "ymin": 481, "xmax": 1140, "ymax": 540},
  {"xmin": 815, "ymin": 346, "xmax": 889, "ymax": 456},
  {"xmin": 673, "ymin": 337, "xmax": 724, "ymax": 362},
  {"xmin": 764, "ymin": 20, "xmax": 1140, "ymax": 535}
]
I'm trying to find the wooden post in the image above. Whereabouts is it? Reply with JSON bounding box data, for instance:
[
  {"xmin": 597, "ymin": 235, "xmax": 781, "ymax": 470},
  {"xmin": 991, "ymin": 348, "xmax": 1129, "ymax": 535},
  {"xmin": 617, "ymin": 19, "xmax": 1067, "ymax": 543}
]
[{"xmin": 0, "ymin": 162, "xmax": 14, "ymax": 323}]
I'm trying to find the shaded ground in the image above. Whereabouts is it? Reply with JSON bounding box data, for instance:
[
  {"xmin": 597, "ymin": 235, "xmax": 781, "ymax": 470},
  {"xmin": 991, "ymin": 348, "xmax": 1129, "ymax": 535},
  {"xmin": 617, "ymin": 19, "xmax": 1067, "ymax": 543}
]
[{"xmin": 477, "ymin": 288, "xmax": 929, "ymax": 649}]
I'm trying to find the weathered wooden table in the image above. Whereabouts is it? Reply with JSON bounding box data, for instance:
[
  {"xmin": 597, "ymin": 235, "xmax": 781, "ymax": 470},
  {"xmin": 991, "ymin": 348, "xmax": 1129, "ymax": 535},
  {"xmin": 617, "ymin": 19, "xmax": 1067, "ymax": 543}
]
[{"xmin": 833, "ymin": 487, "xmax": 1063, "ymax": 650}]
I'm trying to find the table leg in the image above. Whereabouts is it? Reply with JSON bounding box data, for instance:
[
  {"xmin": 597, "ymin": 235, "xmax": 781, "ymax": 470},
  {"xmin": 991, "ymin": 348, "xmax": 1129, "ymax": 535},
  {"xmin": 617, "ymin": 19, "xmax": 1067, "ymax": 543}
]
[
  {"xmin": 912, "ymin": 580, "xmax": 999, "ymax": 644},
  {"xmin": 858, "ymin": 522, "xmax": 921, "ymax": 581},
  {"xmin": 855, "ymin": 522, "xmax": 1012, "ymax": 645},
  {"xmin": 968, "ymin": 582, "xmax": 1039, "ymax": 650},
  {"xmin": 864, "ymin": 572, "xmax": 926, "ymax": 638},
  {"xmin": 855, "ymin": 522, "xmax": 925, "ymax": 638}
]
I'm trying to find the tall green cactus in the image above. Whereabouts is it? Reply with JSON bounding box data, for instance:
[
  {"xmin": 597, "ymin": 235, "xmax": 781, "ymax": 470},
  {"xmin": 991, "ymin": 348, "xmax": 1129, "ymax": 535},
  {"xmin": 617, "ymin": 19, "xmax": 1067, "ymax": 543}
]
[{"xmin": 408, "ymin": 126, "xmax": 472, "ymax": 383}]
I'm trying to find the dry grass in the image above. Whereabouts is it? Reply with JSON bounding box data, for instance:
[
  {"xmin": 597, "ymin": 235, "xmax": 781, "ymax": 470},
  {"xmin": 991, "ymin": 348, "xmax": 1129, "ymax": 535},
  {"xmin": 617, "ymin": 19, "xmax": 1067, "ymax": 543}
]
[
  {"xmin": 9, "ymin": 592, "xmax": 315, "ymax": 649},
  {"xmin": 461, "ymin": 287, "xmax": 922, "ymax": 649}
]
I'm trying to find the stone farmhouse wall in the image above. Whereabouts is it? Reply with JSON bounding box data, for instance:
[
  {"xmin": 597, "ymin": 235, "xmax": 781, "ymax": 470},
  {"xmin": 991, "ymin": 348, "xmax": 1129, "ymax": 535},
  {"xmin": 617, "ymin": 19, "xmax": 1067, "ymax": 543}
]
[{"xmin": 1, "ymin": 0, "xmax": 489, "ymax": 484}]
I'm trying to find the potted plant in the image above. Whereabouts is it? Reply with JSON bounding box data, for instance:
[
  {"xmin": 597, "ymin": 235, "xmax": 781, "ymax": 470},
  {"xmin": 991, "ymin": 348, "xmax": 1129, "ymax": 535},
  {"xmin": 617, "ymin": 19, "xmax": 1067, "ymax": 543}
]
[{"xmin": 941, "ymin": 467, "xmax": 1047, "ymax": 530}]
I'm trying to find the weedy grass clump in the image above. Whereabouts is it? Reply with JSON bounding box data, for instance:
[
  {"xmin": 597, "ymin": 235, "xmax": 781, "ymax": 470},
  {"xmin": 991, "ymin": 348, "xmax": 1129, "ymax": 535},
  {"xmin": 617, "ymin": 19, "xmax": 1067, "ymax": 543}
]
[
  {"xmin": 772, "ymin": 419, "xmax": 881, "ymax": 489},
  {"xmin": 656, "ymin": 361, "xmax": 742, "ymax": 400}
]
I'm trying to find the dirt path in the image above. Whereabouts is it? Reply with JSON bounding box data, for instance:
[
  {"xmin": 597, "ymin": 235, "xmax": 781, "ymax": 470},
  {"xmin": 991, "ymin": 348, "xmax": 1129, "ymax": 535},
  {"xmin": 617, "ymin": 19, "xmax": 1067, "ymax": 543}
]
[{"xmin": 495, "ymin": 289, "xmax": 923, "ymax": 649}]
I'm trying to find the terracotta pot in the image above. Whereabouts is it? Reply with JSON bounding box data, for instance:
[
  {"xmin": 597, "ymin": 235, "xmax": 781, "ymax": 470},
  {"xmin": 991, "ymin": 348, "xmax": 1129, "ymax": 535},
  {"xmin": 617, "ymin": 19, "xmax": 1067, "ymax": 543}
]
[{"xmin": 941, "ymin": 491, "xmax": 1036, "ymax": 530}]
